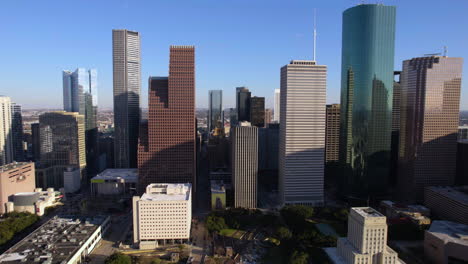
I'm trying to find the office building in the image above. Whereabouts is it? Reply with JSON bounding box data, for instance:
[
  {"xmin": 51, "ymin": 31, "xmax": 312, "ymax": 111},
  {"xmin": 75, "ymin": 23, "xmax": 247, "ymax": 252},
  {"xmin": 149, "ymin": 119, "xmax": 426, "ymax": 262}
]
[
  {"xmin": 424, "ymin": 221, "xmax": 468, "ymax": 264},
  {"xmin": 250, "ymin": 96, "xmax": 265, "ymax": 127},
  {"xmin": 231, "ymin": 123, "xmax": 258, "ymax": 208},
  {"xmin": 236, "ymin": 87, "xmax": 251, "ymax": 122},
  {"xmin": 325, "ymin": 207, "xmax": 403, "ymax": 264},
  {"xmin": 90, "ymin": 168, "xmax": 137, "ymax": 197},
  {"xmin": 208, "ymin": 90, "xmax": 223, "ymax": 132},
  {"xmin": 0, "ymin": 96, "xmax": 13, "ymax": 166},
  {"xmin": 326, "ymin": 104, "xmax": 340, "ymax": 163},
  {"xmin": 37, "ymin": 112, "xmax": 86, "ymax": 189},
  {"xmin": 456, "ymin": 140, "xmax": 468, "ymax": 185},
  {"xmin": 398, "ymin": 56, "xmax": 463, "ymax": 201},
  {"xmin": 339, "ymin": 4, "xmax": 396, "ymax": 199},
  {"xmin": 0, "ymin": 216, "xmax": 110, "ymax": 264},
  {"xmin": 274, "ymin": 89, "xmax": 280, "ymax": 122},
  {"xmin": 390, "ymin": 71, "xmax": 402, "ymax": 187},
  {"xmin": 459, "ymin": 126, "xmax": 468, "ymax": 140},
  {"xmin": 63, "ymin": 167, "xmax": 81, "ymax": 193},
  {"xmin": 138, "ymin": 46, "xmax": 196, "ymax": 192},
  {"xmin": 112, "ymin": 29, "xmax": 141, "ymax": 168},
  {"xmin": 98, "ymin": 134, "xmax": 114, "ymax": 170},
  {"xmin": 0, "ymin": 162, "xmax": 35, "ymax": 214},
  {"xmin": 10, "ymin": 103, "xmax": 24, "ymax": 162},
  {"xmin": 31, "ymin": 123, "xmax": 40, "ymax": 161},
  {"xmin": 229, "ymin": 108, "xmax": 237, "ymax": 127},
  {"xmin": 259, "ymin": 123, "xmax": 279, "ymax": 171},
  {"xmin": 424, "ymin": 186, "xmax": 468, "ymax": 225},
  {"xmin": 265, "ymin": 108, "xmax": 272, "ymax": 126},
  {"xmin": 133, "ymin": 183, "xmax": 192, "ymax": 249},
  {"xmin": 279, "ymin": 60, "xmax": 326, "ymax": 206},
  {"xmin": 63, "ymin": 68, "xmax": 98, "ymax": 175}
]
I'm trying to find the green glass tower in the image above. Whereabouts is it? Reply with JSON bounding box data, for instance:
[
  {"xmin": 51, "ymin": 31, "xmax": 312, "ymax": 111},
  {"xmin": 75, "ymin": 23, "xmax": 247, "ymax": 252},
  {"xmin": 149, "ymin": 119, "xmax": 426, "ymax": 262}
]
[{"xmin": 339, "ymin": 4, "xmax": 396, "ymax": 199}]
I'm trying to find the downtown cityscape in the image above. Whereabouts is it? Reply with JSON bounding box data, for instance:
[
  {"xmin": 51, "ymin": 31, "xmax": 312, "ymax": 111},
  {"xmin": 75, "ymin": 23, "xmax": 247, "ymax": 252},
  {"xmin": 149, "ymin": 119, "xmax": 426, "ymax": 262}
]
[{"xmin": 0, "ymin": 1, "xmax": 468, "ymax": 264}]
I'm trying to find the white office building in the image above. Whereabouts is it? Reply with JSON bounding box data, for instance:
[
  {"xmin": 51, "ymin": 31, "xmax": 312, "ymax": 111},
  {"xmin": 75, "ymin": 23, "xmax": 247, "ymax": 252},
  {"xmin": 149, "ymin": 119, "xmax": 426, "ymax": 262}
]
[
  {"xmin": 133, "ymin": 183, "xmax": 192, "ymax": 249},
  {"xmin": 325, "ymin": 207, "xmax": 403, "ymax": 264},
  {"xmin": 279, "ymin": 60, "xmax": 326, "ymax": 205},
  {"xmin": 0, "ymin": 96, "xmax": 13, "ymax": 166},
  {"xmin": 274, "ymin": 89, "xmax": 280, "ymax": 122}
]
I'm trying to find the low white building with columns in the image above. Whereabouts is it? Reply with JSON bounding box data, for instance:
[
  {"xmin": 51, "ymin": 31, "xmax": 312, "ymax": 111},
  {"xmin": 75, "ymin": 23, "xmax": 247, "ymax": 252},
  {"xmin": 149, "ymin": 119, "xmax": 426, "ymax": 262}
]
[
  {"xmin": 133, "ymin": 183, "xmax": 192, "ymax": 249},
  {"xmin": 325, "ymin": 207, "xmax": 404, "ymax": 264}
]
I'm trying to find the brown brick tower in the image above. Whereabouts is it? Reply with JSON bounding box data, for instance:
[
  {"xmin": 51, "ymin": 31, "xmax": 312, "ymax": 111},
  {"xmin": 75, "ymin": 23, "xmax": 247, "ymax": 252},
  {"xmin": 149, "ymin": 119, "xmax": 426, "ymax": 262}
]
[{"xmin": 138, "ymin": 46, "xmax": 196, "ymax": 193}]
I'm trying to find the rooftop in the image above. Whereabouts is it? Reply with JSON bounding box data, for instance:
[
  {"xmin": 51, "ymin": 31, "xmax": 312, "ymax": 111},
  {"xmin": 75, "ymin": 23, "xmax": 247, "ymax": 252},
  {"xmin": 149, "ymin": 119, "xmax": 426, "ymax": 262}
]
[
  {"xmin": 428, "ymin": 221, "xmax": 468, "ymax": 245},
  {"xmin": 353, "ymin": 207, "xmax": 385, "ymax": 218},
  {"xmin": 0, "ymin": 215, "xmax": 108, "ymax": 263},
  {"xmin": 211, "ymin": 180, "xmax": 226, "ymax": 193},
  {"xmin": 426, "ymin": 186, "xmax": 468, "ymax": 205},
  {"xmin": 141, "ymin": 183, "xmax": 191, "ymax": 202},
  {"xmin": 0, "ymin": 162, "xmax": 32, "ymax": 173},
  {"xmin": 91, "ymin": 168, "xmax": 138, "ymax": 182}
]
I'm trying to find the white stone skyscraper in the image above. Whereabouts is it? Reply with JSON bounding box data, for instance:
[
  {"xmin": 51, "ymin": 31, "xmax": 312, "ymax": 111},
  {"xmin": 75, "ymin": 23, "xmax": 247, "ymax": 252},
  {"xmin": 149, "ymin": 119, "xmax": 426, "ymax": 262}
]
[
  {"xmin": 231, "ymin": 122, "xmax": 258, "ymax": 209},
  {"xmin": 112, "ymin": 29, "xmax": 141, "ymax": 168},
  {"xmin": 0, "ymin": 96, "xmax": 13, "ymax": 166},
  {"xmin": 274, "ymin": 89, "xmax": 280, "ymax": 122},
  {"xmin": 279, "ymin": 60, "xmax": 326, "ymax": 206}
]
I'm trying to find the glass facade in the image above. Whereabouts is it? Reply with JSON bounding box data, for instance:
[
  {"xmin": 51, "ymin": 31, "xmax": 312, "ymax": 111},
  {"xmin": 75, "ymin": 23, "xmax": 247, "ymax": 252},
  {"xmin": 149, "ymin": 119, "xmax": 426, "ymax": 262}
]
[
  {"xmin": 236, "ymin": 87, "xmax": 251, "ymax": 123},
  {"xmin": 208, "ymin": 90, "xmax": 223, "ymax": 132},
  {"xmin": 339, "ymin": 4, "xmax": 396, "ymax": 199}
]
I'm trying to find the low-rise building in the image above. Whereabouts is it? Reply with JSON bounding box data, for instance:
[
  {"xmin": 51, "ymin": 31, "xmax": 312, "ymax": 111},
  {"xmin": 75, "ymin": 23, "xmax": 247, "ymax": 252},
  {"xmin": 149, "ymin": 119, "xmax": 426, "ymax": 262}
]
[
  {"xmin": 0, "ymin": 162, "xmax": 36, "ymax": 214},
  {"xmin": 424, "ymin": 186, "xmax": 468, "ymax": 225},
  {"xmin": 211, "ymin": 180, "xmax": 226, "ymax": 210},
  {"xmin": 325, "ymin": 207, "xmax": 404, "ymax": 264},
  {"xmin": 63, "ymin": 167, "xmax": 81, "ymax": 193},
  {"xmin": 133, "ymin": 183, "xmax": 192, "ymax": 249},
  {"xmin": 0, "ymin": 215, "xmax": 110, "ymax": 264},
  {"xmin": 5, "ymin": 188, "xmax": 61, "ymax": 216},
  {"xmin": 379, "ymin": 200, "xmax": 431, "ymax": 226},
  {"xmin": 90, "ymin": 168, "xmax": 137, "ymax": 196},
  {"xmin": 424, "ymin": 220, "xmax": 468, "ymax": 264}
]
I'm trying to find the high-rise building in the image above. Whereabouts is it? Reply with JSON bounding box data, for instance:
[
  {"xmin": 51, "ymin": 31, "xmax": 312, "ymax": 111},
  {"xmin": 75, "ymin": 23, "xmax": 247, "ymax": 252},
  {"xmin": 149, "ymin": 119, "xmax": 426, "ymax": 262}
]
[
  {"xmin": 0, "ymin": 96, "xmax": 13, "ymax": 166},
  {"xmin": 236, "ymin": 87, "xmax": 251, "ymax": 122},
  {"xmin": 458, "ymin": 126, "xmax": 468, "ymax": 140},
  {"xmin": 138, "ymin": 46, "xmax": 196, "ymax": 192},
  {"xmin": 398, "ymin": 56, "xmax": 463, "ymax": 201},
  {"xmin": 133, "ymin": 183, "xmax": 192, "ymax": 249},
  {"xmin": 456, "ymin": 140, "xmax": 468, "ymax": 186},
  {"xmin": 325, "ymin": 207, "xmax": 402, "ymax": 264},
  {"xmin": 325, "ymin": 104, "xmax": 340, "ymax": 163},
  {"xmin": 11, "ymin": 103, "xmax": 24, "ymax": 162},
  {"xmin": 390, "ymin": 71, "xmax": 402, "ymax": 187},
  {"xmin": 274, "ymin": 89, "xmax": 280, "ymax": 122},
  {"xmin": 37, "ymin": 111, "xmax": 86, "ymax": 189},
  {"xmin": 231, "ymin": 123, "xmax": 258, "ymax": 209},
  {"xmin": 279, "ymin": 60, "xmax": 326, "ymax": 206},
  {"xmin": 229, "ymin": 108, "xmax": 238, "ymax": 127},
  {"xmin": 264, "ymin": 108, "xmax": 272, "ymax": 126},
  {"xmin": 208, "ymin": 90, "xmax": 223, "ymax": 132},
  {"xmin": 250, "ymin": 96, "xmax": 265, "ymax": 127},
  {"xmin": 113, "ymin": 29, "xmax": 141, "ymax": 168},
  {"xmin": 31, "ymin": 123, "xmax": 40, "ymax": 162},
  {"xmin": 339, "ymin": 4, "xmax": 396, "ymax": 199}
]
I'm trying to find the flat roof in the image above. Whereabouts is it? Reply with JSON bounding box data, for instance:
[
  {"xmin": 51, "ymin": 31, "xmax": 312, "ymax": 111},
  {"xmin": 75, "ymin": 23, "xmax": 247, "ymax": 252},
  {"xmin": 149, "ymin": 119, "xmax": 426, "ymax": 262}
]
[
  {"xmin": 428, "ymin": 221, "xmax": 468, "ymax": 246},
  {"xmin": 141, "ymin": 183, "xmax": 191, "ymax": 202},
  {"xmin": 426, "ymin": 186, "xmax": 468, "ymax": 205},
  {"xmin": 211, "ymin": 180, "xmax": 226, "ymax": 193},
  {"xmin": 353, "ymin": 207, "xmax": 385, "ymax": 218},
  {"xmin": 91, "ymin": 168, "xmax": 138, "ymax": 182},
  {"xmin": 0, "ymin": 162, "xmax": 32, "ymax": 172},
  {"xmin": 0, "ymin": 215, "xmax": 108, "ymax": 263}
]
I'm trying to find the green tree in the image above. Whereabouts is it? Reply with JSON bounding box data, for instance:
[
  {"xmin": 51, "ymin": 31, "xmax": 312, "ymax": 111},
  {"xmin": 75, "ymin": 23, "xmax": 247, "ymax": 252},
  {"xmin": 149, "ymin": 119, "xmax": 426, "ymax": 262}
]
[
  {"xmin": 280, "ymin": 205, "xmax": 314, "ymax": 232},
  {"xmin": 206, "ymin": 214, "xmax": 228, "ymax": 233},
  {"xmin": 289, "ymin": 250, "xmax": 308, "ymax": 264},
  {"xmin": 105, "ymin": 253, "xmax": 131, "ymax": 264},
  {"xmin": 275, "ymin": 226, "xmax": 292, "ymax": 241}
]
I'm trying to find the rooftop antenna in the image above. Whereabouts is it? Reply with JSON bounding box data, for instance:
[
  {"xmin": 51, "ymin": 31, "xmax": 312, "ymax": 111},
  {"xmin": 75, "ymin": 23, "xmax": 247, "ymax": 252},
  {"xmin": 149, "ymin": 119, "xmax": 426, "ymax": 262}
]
[
  {"xmin": 313, "ymin": 8, "xmax": 317, "ymax": 61},
  {"xmin": 443, "ymin": 46, "xmax": 448, "ymax": 57}
]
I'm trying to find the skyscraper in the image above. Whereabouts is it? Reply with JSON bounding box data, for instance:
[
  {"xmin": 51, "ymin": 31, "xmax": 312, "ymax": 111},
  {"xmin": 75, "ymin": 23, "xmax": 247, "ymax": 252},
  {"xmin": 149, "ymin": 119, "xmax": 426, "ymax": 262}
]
[
  {"xmin": 325, "ymin": 104, "xmax": 340, "ymax": 163},
  {"xmin": 0, "ymin": 96, "xmax": 13, "ymax": 166},
  {"xmin": 250, "ymin": 96, "xmax": 265, "ymax": 127},
  {"xmin": 264, "ymin": 108, "xmax": 273, "ymax": 126},
  {"xmin": 279, "ymin": 60, "xmax": 326, "ymax": 206},
  {"xmin": 138, "ymin": 46, "xmax": 196, "ymax": 192},
  {"xmin": 339, "ymin": 4, "xmax": 396, "ymax": 199},
  {"xmin": 274, "ymin": 89, "xmax": 280, "ymax": 122},
  {"xmin": 113, "ymin": 29, "xmax": 141, "ymax": 168},
  {"xmin": 236, "ymin": 87, "xmax": 251, "ymax": 122},
  {"xmin": 37, "ymin": 111, "xmax": 86, "ymax": 189},
  {"xmin": 31, "ymin": 123, "xmax": 40, "ymax": 161},
  {"xmin": 398, "ymin": 56, "xmax": 463, "ymax": 201},
  {"xmin": 63, "ymin": 68, "xmax": 98, "ymax": 175},
  {"xmin": 11, "ymin": 103, "xmax": 24, "ymax": 162},
  {"xmin": 231, "ymin": 123, "xmax": 258, "ymax": 209},
  {"xmin": 208, "ymin": 90, "xmax": 223, "ymax": 132}
]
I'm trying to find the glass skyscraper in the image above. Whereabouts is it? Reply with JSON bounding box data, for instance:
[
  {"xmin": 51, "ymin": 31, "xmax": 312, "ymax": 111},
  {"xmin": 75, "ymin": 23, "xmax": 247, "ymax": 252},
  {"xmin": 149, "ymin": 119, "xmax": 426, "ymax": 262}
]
[
  {"xmin": 339, "ymin": 4, "xmax": 396, "ymax": 199},
  {"xmin": 208, "ymin": 90, "xmax": 223, "ymax": 132}
]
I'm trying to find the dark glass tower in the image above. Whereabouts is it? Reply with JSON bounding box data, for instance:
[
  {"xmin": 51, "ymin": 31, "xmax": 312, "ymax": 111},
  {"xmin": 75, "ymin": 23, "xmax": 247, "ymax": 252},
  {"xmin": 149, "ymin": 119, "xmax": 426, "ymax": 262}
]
[
  {"xmin": 250, "ymin": 97, "xmax": 265, "ymax": 127},
  {"xmin": 339, "ymin": 4, "xmax": 396, "ymax": 199},
  {"xmin": 208, "ymin": 90, "xmax": 223, "ymax": 132},
  {"xmin": 236, "ymin": 87, "xmax": 251, "ymax": 123}
]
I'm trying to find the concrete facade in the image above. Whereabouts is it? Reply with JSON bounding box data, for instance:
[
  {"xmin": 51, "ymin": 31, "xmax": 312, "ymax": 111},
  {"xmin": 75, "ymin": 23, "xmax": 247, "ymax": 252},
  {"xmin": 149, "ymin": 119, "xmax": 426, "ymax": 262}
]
[
  {"xmin": 424, "ymin": 186, "xmax": 468, "ymax": 225},
  {"xmin": 424, "ymin": 221, "xmax": 468, "ymax": 264},
  {"xmin": 0, "ymin": 96, "xmax": 13, "ymax": 166}
]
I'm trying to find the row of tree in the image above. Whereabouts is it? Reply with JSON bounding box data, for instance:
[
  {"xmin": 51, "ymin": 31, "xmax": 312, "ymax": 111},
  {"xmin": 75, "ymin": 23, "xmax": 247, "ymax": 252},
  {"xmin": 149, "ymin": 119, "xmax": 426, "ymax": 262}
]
[{"xmin": 0, "ymin": 212, "xmax": 39, "ymax": 245}]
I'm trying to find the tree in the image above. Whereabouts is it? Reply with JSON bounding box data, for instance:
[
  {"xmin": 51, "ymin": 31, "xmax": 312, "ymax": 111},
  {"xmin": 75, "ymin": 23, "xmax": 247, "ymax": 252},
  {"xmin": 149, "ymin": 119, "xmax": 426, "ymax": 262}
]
[
  {"xmin": 280, "ymin": 205, "xmax": 314, "ymax": 232},
  {"xmin": 275, "ymin": 226, "xmax": 292, "ymax": 241},
  {"xmin": 206, "ymin": 215, "xmax": 228, "ymax": 233},
  {"xmin": 289, "ymin": 250, "xmax": 308, "ymax": 264},
  {"xmin": 105, "ymin": 253, "xmax": 131, "ymax": 264}
]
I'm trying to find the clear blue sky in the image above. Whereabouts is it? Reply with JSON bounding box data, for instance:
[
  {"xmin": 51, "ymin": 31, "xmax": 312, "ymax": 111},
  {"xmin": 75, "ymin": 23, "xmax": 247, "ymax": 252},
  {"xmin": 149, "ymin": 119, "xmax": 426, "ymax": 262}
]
[{"xmin": 1, "ymin": 0, "xmax": 467, "ymax": 109}]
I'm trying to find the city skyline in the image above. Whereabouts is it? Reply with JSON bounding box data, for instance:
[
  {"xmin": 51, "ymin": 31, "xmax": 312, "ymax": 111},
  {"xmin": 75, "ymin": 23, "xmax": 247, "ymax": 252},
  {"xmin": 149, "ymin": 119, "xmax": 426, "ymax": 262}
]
[{"xmin": 1, "ymin": 1, "xmax": 467, "ymax": 110}]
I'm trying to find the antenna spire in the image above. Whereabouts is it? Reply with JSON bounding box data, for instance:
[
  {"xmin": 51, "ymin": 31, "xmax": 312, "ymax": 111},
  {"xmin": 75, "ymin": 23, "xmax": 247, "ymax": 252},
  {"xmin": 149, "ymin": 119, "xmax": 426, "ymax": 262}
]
[{"xmin": 313, "ymin": 8, "xmax": 317, "ymax": 61}]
